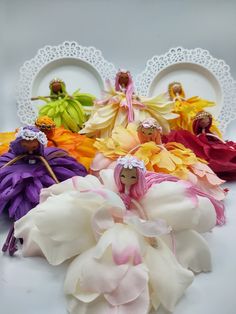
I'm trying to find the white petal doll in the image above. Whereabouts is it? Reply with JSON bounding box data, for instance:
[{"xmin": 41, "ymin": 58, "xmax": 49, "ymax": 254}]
[
  {"xmin": 15, "ymin": 153, "xmax": 217, "ymax": 269},
  {"xmin": 15, "ymin": 156, "xmax": 196, "ymax": 313}
]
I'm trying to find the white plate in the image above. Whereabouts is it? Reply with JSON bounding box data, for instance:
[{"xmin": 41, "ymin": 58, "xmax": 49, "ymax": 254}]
[
  {"xmin": 16, "ymin": 41, "xmax": 117, "ymax": 125},
  {"xmin": 135, "ymin": 47, "xmax": 236, "ymax": 133}
]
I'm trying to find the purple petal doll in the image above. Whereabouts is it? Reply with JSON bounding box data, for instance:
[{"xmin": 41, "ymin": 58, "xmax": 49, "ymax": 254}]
[{"xmin": 0, "ymin": 125, "xmax": 87, "ymax": 255}]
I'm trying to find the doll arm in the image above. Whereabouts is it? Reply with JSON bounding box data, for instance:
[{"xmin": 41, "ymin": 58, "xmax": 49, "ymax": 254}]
[
  {"xmin": 31, "ymin": 94, "xmax": 69, "ymax": 101},
  {"xmin": 130, "ymin": 198, "xmax": 148, "ymax": 220},
  {"xmin": 127, "ymin": 144, "xmax": 141, "ymax": 154},
  {"xmin": 205, "ymin": 132, "xmax": 226, "ymax": 143}
]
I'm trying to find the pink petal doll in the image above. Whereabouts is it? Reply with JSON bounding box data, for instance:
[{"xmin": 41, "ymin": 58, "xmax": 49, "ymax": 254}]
[{"xmin": 15, "ymin": 156, "xmax": 196, "ymax": 313}]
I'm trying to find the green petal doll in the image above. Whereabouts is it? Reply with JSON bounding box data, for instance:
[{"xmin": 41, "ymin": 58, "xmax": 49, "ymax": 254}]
[{"xmin": 32, "ymin": 78, "xmax": 96, "ymax": 132}]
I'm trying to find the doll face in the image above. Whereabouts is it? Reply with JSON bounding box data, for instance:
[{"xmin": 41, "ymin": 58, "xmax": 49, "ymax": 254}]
[
  {"xmin": 138, "ymin": 125, "xmax": 159, "ymax": 142},
  {"xmin": 118, "ymin": 72, "xmax": 130, "ymax": 88},
  {"xmin": 120, "ymin": 167, "xmax": 138, "ymax": 187},
  {"xmin": 38, "ymin": 125, "xmax": 55, "ymax": 138},
  {"xmin": 171, "ymin": 83, "xmax": 182, "ymax": 95},
  {"xmin": 198, "ymin": 116, "xmax": 211, "ymax": 128},
  {"xmin": 141, "ymin": 126, "xmax": 156, "ymax": 137},
  {"xmin": 51, "ymin": 82, "xmax": 63, "ymax": 94},
  {"xmin": 20, "ymin": 139, "xmax": 39, "ymax": 154}
]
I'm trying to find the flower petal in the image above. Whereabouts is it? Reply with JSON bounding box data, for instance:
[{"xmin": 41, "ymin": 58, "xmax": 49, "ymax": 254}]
[
  {"xmin": 144, "ymin": 239, "xmax": 193, "ymax": 312},
  {"xmin": 104, "ymin": 264, "xmax": 148, "ymax": 305}
]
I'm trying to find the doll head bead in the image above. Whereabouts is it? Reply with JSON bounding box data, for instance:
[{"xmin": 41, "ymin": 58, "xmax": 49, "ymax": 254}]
[
  {"xmin": 10, "ymin": 126, "xmax": 47, "ymax": 155},
  {"xmin": 117, "ymin": 71, "xmax": 130, "ymax": 88},
  {"xmin": 137, "ymin": 118, "xmax": 162, "ymax": 144},
  {"xmin": 114, "ymin": 156, "xmax": 147, "ymax": 200},
  {"xmin": 192, "ymin": 111, "xmax": 213, "ymax": 134},
  {"xmin": 120, "ymin": 167, "xmax": 138, "ymax": 187},
  {"xmin": 115, "ymin": 70, "xmax": 133, "ymax": 90},
  {"xmin": 168, "ymin": 82, "xmax": 185, "ymax": 99},
  {"xmin": 20, "ymin": 139, "xmax": 40, "ymax": 154},
  {"xmin": 49, "ymin": 78, "xmax": 65, "ymax": 94},
  {"xmin": 35, "ymin": 116, "xmax": 56, "ymax": 138}
]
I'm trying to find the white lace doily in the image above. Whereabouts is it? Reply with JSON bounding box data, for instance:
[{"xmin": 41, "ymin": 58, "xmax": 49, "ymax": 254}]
[
  {"xmin": 135, "ymin": 47, "xmax": 236, "ymax": 133},
  {"xmin": 16, "ymin": 41, "xmax": 117, "ymax": 125}
]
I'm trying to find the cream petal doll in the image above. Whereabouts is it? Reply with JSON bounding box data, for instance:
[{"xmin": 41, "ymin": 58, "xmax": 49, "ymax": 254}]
[{"xmin": 80, "ymin": 70, "xmax": 177, "ymax": 138}]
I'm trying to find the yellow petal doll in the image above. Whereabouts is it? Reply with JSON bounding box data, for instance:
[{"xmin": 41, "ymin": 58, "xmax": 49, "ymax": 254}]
[
  {"xmin": 168, "ymin": 82, "xmax": 221, "ymax": 136},
  {"xmin": 92, "ymin": 118, "xmax": 225, "ymax": 201}
]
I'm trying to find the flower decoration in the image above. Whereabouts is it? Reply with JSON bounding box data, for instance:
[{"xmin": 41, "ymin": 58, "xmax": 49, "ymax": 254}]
[
  {"xmin": 117, "ymin": 155, "xmax": 146, "ymax": 171},
  {"xmin": 49, "ymin": 77, "xmax": 65, "ymax": 88},
  {"xmin": 35, "ymin": 116, "xmax": 56, "ymax": 130},
  {"xmin": 193, "ymin": 111, "xmax": 213, "ymax": 121},
  {"xmin": 140, "ymin": 118, "xmax": 162, "ymax": 132},
  {"xmin": 16, "ymin": 127, "xmax": 48, "ymax": 146}
]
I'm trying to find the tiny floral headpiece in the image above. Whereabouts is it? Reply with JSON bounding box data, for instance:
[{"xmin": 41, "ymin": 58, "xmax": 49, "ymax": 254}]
[
  {"xmin": 117, "ymin": 156, "xmax": 146, "ymax": 171},
  {"xmin": 140, "ymin": 118, "xmax": 162, "ymax": 131},
  {"xmin": 118, "ymin": 69, "xmax": 129, "ymax": 74},
  {"xmin": 16, "ymin": 127, "xmax": 48, "ymax": 146},
  {"xmin": 49, "ymin": 78, "xmax": 64, "ymax": 87},
  {"xmin": 193, "ymin": 111, "xmax": 212, "ymax": 121},
  {"xmin": 35, "ymin": 116, "xmax": 56, "ymax": 130}
]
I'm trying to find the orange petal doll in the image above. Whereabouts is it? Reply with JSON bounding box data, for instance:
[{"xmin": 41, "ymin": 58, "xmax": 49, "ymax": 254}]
[
  {"xmin": 0, "ymin": 116, "xmax": 97, "ymax": 170},
  {"xmin": 35, "ymin": 116, "xmax": 97, "ymax": 170}
]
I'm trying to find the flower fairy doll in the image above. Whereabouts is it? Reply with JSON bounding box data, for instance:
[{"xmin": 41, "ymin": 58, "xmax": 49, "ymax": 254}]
[
  {"xmin": 164, "ymin": 110, "xmax": 236, "ymax": 181},
  {"xmin": 35, "ymin": 116, "xmax": 96, "ymax": 170},
  {"xmin": 0, "ymin": 116, "xmax": 97, "ymax": 170},
  {"xmin": 167, "ymin": 81, "xmax": 221, "ymax": 136},
  {"xmin": 32, "ymin": 78, "xmax": 96, "ymax": 132},
  {"xmin": 0, "ymin": 125, "xmax": 87, "ymax": 255},
  {"xmin": 92, "ymin": 118, "xmax": 226, "ymax": 211},
  {"xmin": 15, "ymin": 155, "xmax": 222, "ymax": 313},
  {"xmin": 80, "ymin": 70, "xmax": 177, "ymax": 138},
  {"xmin": 15, "ymin": 156, "xmax": 197, "ymax": 313}
]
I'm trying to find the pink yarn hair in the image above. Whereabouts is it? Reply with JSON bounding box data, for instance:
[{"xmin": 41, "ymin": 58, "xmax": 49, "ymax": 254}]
[
  {"xmin": 145, "ymin": 171, "xmax": 225, "ymax": 226},
  {"xmin": 114, "ymin": 162, "xmax": 224, "ymax": 225},
  {"xmin": 115, "ymin": 70, "xmax": 134, "ymax": 122},
  {"xmin": 114, "ymin": 163, "xmax": 147, "ymax": 202}
]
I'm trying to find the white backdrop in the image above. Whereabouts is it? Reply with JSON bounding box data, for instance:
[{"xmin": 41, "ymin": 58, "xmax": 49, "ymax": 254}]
[
  {"xmin": 1, "ymin": 1, "xmax": 236, "ymax": 314},
  {"xmin": 1, "ymin": 0, "xmax": 236, "ymax": 134}
]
